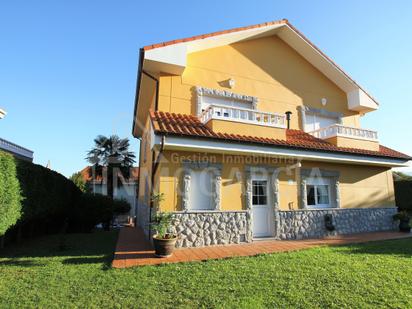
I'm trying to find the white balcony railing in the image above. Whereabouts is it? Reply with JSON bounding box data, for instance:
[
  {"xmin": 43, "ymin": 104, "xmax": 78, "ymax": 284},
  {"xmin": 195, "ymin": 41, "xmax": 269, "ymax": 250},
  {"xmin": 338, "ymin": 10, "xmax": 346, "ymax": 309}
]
[
  {"xmin": 0, "ymin": 137, "xmax": 34, "ymax": 160},
  {"xmin": 200, "ymin": 104, "xmax": 286, "ymax": 129},
  {"xmin": 308, "ymin": 124, "xmax": 378, "ymax": 142}
]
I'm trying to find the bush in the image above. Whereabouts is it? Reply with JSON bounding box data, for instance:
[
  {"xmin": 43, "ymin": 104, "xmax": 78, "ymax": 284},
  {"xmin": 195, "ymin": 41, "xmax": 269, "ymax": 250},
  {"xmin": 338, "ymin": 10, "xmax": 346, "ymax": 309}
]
[
  {"xmin": 113, "ymin": 199, "xmax": 131, "ymax": 215},
  {"xmin": 70, "ymin": 193, "xmax": 113, "ymax": 232},
  {"xmin": 15, "ymin": 159, "xmax": 82, "ymax": 232},
  {"xmin": 70, "ymin": 172, "xmax": 87, "ymax": 193},
  {"xmin": 394, "ymin": 180, "xmax": 412, "ymax": 211},
  {"xmin": 0, "ymin": 151, "xmax": 22, "ymax": 236},
  {"xmin": 70, "ymin": 195, "xmax": 131, "ymax": 233}
]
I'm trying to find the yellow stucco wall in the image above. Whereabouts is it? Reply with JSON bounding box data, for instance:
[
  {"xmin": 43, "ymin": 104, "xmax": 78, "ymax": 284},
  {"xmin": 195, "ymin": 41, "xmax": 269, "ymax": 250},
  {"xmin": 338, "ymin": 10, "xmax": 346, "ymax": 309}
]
[
  {"xmin": 205, "ymin": 119, "xmax": 286, "ymax": 139},
  {"xmin": 325, "ymin": 136, "xmax": 380, "ymax": 151},
  {"xmin": 156, "ymin": 151, "xmax": 395, "ymax": 212},
  {"xmin": 157, "ymin": 35, "xmax": 361, "ymax": 130}
]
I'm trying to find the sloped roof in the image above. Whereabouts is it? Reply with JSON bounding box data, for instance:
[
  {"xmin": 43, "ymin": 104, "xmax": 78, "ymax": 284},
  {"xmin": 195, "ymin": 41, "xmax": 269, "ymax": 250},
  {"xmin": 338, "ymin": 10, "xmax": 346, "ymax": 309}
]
[
  {"xmin": 79, "ymin": 166, "xmax": 139, "ymax": 184},
  {"xmin": 134, "ymin": 19, "xmax": 380, "ymax": 136},
  {"xmin": 149, "ymin": 110, "xmax": 411, "ymax": 161}
]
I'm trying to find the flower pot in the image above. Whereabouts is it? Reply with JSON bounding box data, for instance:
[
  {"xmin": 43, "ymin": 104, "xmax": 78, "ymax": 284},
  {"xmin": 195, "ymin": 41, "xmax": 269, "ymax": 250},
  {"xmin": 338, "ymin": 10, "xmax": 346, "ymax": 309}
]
[
  {"xmin": 153, "ymin": 234, "xmax": 177, "ymax": 258},
  {"xmin": 399, "ymin": 219, "xmax": 411, "ymax": 233}
]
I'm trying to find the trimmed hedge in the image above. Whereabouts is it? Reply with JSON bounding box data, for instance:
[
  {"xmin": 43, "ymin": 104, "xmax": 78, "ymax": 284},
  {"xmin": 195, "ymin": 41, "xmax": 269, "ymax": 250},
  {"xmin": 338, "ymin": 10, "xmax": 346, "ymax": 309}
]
[
  {"xmin": 16, "ymin": 159, "xmax": 82, "ymax": 232},
  {"xmin": 0, "ymin": 151, "xmax": 22, "ymax": 236},
  {"xmin": 394, "ymin": 180, "xmax": 412, "ymax": 211}
]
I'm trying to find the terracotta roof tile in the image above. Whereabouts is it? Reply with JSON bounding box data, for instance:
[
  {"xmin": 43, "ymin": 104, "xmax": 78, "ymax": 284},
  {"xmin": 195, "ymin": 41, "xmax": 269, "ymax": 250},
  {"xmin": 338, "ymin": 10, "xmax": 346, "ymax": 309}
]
[
  {"xmin": 80, "ymin": 166, "xmax": 139, "ymax": 183},
  {"xmin": 149, "ymin": 111, "xmax": 411, "ymax": 161},
  {"xmin": 143, "ymin": 19, "xmax": 288, "ymax": 51}
]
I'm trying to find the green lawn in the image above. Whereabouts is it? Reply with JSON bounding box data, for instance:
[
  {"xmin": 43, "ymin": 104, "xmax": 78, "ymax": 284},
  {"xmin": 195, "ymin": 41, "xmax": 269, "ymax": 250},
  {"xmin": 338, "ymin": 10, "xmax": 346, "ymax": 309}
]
[{"xmin": 0, "ymin": 231, "xmax": 411, "ymax": 308}]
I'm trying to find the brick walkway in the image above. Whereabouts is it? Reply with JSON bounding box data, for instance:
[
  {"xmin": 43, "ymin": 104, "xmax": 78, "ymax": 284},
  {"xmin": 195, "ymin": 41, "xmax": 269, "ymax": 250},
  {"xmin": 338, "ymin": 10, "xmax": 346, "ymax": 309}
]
[{"xmin": 112, "ymin": 227, "xmax": 412, "ymax": 268}]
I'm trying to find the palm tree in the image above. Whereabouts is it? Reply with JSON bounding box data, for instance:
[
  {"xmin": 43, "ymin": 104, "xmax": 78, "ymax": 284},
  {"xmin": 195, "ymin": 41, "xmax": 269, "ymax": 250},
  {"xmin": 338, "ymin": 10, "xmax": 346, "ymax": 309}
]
[{"xmin": 86, "ymin": 135, "xmax": 136, "ymax": 198}]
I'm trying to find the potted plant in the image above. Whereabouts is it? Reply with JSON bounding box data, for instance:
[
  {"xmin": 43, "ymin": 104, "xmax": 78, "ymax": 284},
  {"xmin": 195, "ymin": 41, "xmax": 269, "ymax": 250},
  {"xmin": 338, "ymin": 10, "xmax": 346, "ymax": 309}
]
[
  {"xmin": 393, "ymin": 211, "xmax": 411, "ymax": 233},
  {"xmin": 150, "ymin": 192, "xmax": 177, "ymax": 258}
]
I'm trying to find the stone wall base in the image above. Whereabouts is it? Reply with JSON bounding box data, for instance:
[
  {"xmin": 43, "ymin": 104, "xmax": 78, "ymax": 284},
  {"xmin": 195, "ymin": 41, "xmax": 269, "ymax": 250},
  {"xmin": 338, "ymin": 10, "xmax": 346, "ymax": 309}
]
[
  {"xmin": 277, "ymin": 208, "xmax": 398, "ymax": 240},
  {"xmin": 170, "ymin": 211, "xmax": 250, "ymax": 248}
]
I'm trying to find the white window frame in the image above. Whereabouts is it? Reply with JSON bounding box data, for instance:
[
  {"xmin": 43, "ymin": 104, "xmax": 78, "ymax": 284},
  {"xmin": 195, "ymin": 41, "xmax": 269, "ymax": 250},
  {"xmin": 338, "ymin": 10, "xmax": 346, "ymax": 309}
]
[
  {"xmin": 196, "ymin": 86, "xmax": 258, "ymax": 116},
  {"xmin": 306, "ymin": 180, "xmax": 332, "ymax": 209},
  {"xmin": 299, "ymin": 106, "xmax": 343, "ymax": 132}
]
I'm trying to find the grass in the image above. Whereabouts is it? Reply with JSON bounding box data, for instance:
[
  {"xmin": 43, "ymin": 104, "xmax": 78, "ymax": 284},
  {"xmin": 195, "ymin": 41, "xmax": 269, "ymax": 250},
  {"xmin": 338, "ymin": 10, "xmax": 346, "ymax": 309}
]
[{"xmin": 1, "ymin": 231, "xmax": 412, "ymax": 308}]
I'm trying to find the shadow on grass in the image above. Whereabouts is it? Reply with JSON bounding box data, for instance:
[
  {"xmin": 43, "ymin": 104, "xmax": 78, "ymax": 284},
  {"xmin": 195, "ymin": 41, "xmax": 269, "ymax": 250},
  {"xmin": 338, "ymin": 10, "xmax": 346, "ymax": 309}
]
[
  {"xmin": 341, "ymin": 238, "xmax": 412, "ymax": 257},
  {"xmin": 0, "ymin": 230, "xmax": 118, "ymax": 270},
  {"xmin": 0, "ymin": 259, "xmax": 45, "ymax": 267}
]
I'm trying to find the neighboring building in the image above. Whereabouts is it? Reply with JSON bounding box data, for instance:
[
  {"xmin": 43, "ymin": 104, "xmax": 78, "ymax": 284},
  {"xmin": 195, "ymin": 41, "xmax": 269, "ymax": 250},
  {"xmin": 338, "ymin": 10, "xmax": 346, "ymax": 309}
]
[
  {"xmin": 80, "ymin": 166, "xmax": 139, "ymax": 222},
  {"xmin": 132, "ymin": 19, "xmax": 411, "ymax": 247},
  {"xmin": 0, "ymin": 108, "xmax": 34, "ymax": 161}
]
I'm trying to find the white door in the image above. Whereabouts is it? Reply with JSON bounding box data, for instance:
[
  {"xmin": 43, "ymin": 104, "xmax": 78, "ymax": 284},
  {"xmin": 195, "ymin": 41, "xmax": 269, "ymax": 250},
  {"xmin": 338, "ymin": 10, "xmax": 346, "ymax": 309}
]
[
  {"xmin": 305, "ymin": 113, "xmax": 338, "ymax": 132},
  {"xmin": 252, "ymin": 179, "xmax": 273, "ymax": 238},
  {"xmin": 189, "ymin": 170, "xmax": 213, "ymax": 210}
]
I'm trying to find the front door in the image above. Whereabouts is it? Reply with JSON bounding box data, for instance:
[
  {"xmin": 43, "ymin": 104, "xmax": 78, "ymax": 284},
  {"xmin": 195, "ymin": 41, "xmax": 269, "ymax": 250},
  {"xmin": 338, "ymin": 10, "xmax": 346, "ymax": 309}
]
[{"xmin": 252, "ymin": 179, "xmax": 273, "ymax": 238}]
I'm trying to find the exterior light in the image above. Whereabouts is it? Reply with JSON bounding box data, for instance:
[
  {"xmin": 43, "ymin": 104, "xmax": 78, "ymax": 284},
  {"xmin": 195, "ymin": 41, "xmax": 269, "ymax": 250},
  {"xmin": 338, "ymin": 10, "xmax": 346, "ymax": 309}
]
[
  {"xmin": 0, "ymin": 108, "xmax": 6, "ymax": 119},
  {"xmin": 321, "ymin": 98, "xmax": 327, "ymax": 106},
  {"xmin": 228, "ymin": 78, "xmax": 235, "ymax": 89}
]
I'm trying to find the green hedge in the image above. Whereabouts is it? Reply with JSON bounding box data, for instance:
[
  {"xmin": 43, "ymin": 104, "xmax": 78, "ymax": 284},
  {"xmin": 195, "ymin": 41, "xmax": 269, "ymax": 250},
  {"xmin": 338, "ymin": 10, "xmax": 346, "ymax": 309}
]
[
  {"xmin": 16, "ymin": 159, "xmax": 82, "ymax": 227},
  {"xmin": 394, "ymin": 180, "xmax": 412, "ymax": 211},
  {"xmin": 0, "ymin": 152, "xmax": 22, "ymax": 236}
]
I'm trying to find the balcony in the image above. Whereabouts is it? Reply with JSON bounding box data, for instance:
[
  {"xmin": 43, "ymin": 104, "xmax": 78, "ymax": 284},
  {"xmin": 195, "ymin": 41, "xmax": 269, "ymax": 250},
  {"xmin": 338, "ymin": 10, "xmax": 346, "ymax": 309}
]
[
  {"xmin": 0, "ymin": 137, "xmax": 34, "ymax": 161},
  {"xmin": 200, "ymin": 104, "xmax": 287, "ymax": 128},
  {"xmin": 308, "ymin": 124, "xmax": 379, "ymax": 151},
  {"xmin": 308, "ymin": 124, "xmax": 378, "ymax": 141}
]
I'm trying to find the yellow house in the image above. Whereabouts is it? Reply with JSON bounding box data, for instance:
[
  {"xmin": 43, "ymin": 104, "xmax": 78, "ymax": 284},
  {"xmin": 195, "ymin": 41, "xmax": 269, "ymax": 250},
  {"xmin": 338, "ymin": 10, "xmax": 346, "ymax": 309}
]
[{"xmin": 132, "ymin": 19, "xmax": 411, "ymax": 247}]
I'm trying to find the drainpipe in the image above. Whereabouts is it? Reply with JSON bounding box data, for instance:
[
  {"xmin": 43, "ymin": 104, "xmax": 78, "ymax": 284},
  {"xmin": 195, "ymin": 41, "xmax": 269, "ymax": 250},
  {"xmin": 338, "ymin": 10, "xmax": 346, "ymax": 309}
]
[
  {"xmin": 142, "ymin": 70, "xmax": 159, "ymax": 111},
  {"xmin": 285, "ymin": 111, "xmax": 292, "ymax": 129},
  {"xmin": 149, "ymin": 135, "xmax": 165, "ymax": 239}
]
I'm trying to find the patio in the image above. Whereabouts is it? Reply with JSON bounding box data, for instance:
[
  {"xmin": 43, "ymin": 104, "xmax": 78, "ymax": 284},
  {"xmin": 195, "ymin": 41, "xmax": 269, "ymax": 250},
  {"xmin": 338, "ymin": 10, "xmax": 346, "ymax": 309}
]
[{"xmin": 112, "ymin": 227, "xmax": 412, "ymax": 268}]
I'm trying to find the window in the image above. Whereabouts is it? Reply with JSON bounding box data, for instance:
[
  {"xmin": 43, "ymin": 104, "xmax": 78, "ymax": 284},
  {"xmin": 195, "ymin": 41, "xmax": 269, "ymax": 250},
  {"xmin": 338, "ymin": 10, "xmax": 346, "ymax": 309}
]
[
  {"xmin": 304, "ymin": 113, "xmax": 338, "ymax": 132},
  {"xmin": 252, "ymin": 180, "xmax": 268, "ymax": 205},
  {"xmin": 306, "ymin": 182, "xmax": 331, "ymax": 208},
  {"xmin": 189, "ymin": 170, "xmax": 213, "ymax": 210},
  {"xmin": 201, "ymin": 95, "xmax": 253, "ymax": 113}
]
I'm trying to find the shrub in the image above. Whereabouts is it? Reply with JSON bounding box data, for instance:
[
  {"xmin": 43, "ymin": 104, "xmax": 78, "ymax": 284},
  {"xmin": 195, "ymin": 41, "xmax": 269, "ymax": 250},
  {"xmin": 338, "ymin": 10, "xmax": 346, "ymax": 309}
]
[
  {"xmin": 70, "ymin": 194, "xmax": 131, "ymax": 232},
  {"xmin": 70, "ymin": 172, "xmax": 87, "ymax": 193},
  {"xmin": 69, "ymin": 193, "xmax": 113, "ymax": 232},
  {"xmin": 394, "ymin": 180, "xmax": 412, "ymax": 211},
  {"xmin": 113, "ymin": 198, "xmax": 131, "ymax": 215},
  {"xmin": 0, "ymin": 151, "xmax": 22, "ymax": 236}
]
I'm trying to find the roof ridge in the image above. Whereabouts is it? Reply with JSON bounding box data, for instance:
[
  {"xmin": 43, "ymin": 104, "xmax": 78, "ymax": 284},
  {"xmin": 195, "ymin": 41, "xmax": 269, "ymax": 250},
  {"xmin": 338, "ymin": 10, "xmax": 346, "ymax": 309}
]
[{"xmin": 143, "ymin": 19, "xmax": 288, "ymax": 51}]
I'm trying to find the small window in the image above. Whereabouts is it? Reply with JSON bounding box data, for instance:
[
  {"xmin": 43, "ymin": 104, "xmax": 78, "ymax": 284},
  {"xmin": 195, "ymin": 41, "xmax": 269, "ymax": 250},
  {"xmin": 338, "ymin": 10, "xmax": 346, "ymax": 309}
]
[
  {"xmin": 306, "ymin": 183, "xmax": 330, "ymax": 208},
  {"xmin": 252, "ymin": 180, "xmax": 268, "ymax": 205}
]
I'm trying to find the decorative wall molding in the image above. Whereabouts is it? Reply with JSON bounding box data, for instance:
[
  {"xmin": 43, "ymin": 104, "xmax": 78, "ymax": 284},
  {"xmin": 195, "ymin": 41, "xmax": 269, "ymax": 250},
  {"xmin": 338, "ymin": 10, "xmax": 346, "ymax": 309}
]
[
  {"xmin": 196, "ymin": 86, "xmax": 258, "ymax": 115},
  {"xmin": 181, "ymin": 160, "xmax": 222, "ymax": 211},
  {"xmin": 300, "ymin": 179, "xmax": 308, "ymax": 209},
  {"xmin": 300, "ymin": 169, "xmax": 340, "ymax": 209},
  {"xmin": 181, "ymin": 172, "xmax": 191, "ymax": 211}
]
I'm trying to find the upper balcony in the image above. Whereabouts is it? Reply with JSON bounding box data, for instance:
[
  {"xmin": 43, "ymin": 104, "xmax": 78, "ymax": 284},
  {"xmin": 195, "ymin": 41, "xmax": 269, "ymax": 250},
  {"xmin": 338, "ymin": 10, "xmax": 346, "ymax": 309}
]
[
  {"xmin": 200, "ymin": 104, "xmax": 287, "ymax": 140},
  {"xmin": 308, "ymin": 124, "xmax": 378, "ymax": 141},
  {"xmin": 308, "ymin": 124, "xmax": 379, "ymax": 151},
  {"xmin": 200, "ymin": 104, "xmax": 286, "ymax": 128}
]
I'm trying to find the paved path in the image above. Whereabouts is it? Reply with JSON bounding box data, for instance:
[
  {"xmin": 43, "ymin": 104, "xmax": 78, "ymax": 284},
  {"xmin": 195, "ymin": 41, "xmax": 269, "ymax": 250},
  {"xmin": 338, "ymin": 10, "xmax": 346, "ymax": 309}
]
[{"xmin": 112, "ymin": 227, "xmax": 412, "ymax": 268}]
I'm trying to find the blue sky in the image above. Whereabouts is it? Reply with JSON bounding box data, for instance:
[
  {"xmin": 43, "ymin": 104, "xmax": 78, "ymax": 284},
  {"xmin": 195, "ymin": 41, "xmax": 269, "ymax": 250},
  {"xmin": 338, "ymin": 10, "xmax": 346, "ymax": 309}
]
[{"xmin": 0, "ymin": 1, "xmax": 411, "ymax": 176}]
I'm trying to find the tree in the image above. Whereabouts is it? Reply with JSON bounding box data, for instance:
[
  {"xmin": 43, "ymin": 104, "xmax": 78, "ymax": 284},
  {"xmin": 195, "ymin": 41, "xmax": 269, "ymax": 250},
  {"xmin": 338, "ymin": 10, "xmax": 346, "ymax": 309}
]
[
  {"xmin": 86, "ymin": 135, "xmax": 136, "ymax": 199},
  {"xmin": 70, "ymin": 172, "xmax": 87, "ymax": 192},
  {"xmin": 393, "ymin": 171, "xmax": 412, "ymax": 182},
  {"xmin": 0, "ymin": 151, "xmax": 22, "ymax": 247}
]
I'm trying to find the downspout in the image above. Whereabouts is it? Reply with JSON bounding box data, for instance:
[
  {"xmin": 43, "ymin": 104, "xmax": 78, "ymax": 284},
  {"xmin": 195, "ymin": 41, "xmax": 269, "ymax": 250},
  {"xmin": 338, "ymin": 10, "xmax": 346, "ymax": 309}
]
[
  {"xmin": 149, "ymin": 135, "xmax": 165, "ymax": 239},
  {"xmin": 142, "ymin": 70, "xmax": 159, "ymax": 111}
]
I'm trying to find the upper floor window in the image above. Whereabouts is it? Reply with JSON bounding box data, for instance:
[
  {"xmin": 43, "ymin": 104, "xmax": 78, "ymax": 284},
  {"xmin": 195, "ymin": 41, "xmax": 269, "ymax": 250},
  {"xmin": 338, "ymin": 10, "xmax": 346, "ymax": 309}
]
[
  {"xmin": 299, "ymin": 106, "xmax": 343, "ymax": 133},
  {"xmin": 200, "ymin": 95, "xmax": 252, "ymax": 113},
  {"xmin": 304, "ymin": 113, "xmax": 338, "ymax": 132},
  {"xmin": 196, "ymin": 86, "xmax": 258, "ymax": 116}
]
